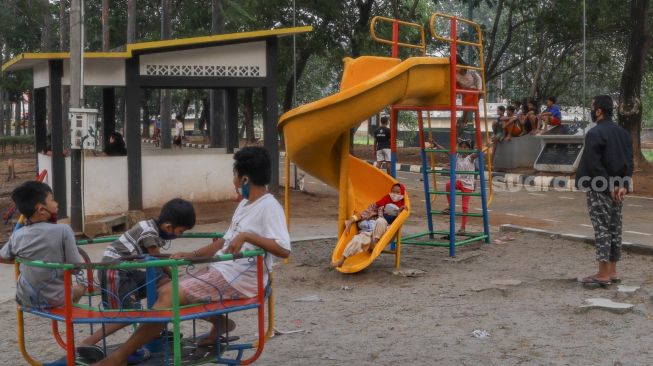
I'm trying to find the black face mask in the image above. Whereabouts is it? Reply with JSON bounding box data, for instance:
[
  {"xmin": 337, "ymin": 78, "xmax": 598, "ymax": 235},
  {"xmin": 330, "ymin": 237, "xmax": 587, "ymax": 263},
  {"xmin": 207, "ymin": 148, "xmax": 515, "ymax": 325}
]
[{"xmin": 590, "ymin": 109, "xmax": 598, "ymax": 122}]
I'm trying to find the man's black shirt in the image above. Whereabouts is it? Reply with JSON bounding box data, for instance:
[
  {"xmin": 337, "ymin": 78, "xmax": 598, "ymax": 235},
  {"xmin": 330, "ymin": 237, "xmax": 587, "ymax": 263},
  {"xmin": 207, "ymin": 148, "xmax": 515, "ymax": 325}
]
[
  {"xmin": 374, "ymin": 126, "xmax": 391, "ymax": 150},
  {"xmin": 575, "ymin": 118, "xmax": 633, "ymax": 191}
]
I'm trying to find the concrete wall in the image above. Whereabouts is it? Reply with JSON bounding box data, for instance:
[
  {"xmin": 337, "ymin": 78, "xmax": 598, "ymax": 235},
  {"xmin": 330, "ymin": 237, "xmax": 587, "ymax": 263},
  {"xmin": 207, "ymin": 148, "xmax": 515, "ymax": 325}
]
[
  {"xmin": 38, "ymin": 153, "xmax": 235, "ymax": 216},
  {"xmin": 142, "ymin": 154, "xmax": 235, "ymax": 208},
  {"xmin": 493, "ymin": 134, "xmax": 544, "ymax": 170},
  {"xmin": 83, "ymin": 156, "xmax": 129, "ymax": 215}
]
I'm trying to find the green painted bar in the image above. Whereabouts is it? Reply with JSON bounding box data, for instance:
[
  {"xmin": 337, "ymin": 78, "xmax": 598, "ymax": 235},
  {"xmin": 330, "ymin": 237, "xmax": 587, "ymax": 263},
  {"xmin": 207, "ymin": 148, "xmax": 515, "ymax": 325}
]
[
  {"xmin": 430, "ymin": 211, "xmax": 484, "ymax": 217},
  {"xmin": 171, "ymin": 265, "xmax": 182, "ymax": 365},
  {"xmin": 17, "ymin": 249, "xmax": 265, "ymax": 270},
  {"xmin": 427, "ymin": 170, "xmax": 480, "ymax": 175},
  {"xmin": 423, "ymin": 148, "xmax": 478, "ymax": 154},
  {"xmin": 402, "ymin": 234, "xmax": 487, "ymax": 247},
  {"xmin": 430, "ymin": 191, "xmax": 481, "ymax": 196},
  {"xmin": 76, "ymin": 232, "xmax": 224, "ymax": 246}
]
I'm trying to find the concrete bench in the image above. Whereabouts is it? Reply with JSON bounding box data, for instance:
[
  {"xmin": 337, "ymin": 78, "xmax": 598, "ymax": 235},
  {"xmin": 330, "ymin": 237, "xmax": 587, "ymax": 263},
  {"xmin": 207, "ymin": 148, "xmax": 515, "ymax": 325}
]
[
  {"xmin": 84, "ymin": 214, "xmax": 128, "ymax": 238},
  {"xmin": 493, "ymin": 134, "xmax": 543, "ymax": 170}
]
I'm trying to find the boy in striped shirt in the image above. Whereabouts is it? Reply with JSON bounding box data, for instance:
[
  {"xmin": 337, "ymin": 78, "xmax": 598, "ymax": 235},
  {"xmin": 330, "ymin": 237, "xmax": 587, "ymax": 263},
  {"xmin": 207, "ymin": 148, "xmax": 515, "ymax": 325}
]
[{"xmin": 76, "ymin": 198, "xmax": 196, "ymax": 362}]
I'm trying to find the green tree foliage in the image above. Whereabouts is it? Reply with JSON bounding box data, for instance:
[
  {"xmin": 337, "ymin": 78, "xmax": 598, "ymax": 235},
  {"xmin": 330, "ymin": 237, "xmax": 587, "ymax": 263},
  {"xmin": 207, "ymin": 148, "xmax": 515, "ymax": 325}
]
[{"xmin": 0, "ymin": 0, "xmax": 651, "ymax": 149}]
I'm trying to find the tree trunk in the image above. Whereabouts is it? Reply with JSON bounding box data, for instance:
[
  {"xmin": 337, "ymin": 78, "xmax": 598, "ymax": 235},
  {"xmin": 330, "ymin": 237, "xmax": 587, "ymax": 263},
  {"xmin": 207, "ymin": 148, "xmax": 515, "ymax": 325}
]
[
  {"xmin": 26, "ymin": 89, "xmax": 34, "ymax": 135},
  {"xmin": 41, "ymin": 0, "xmax": 52, "ymax": 52},
  {"xmin": 0, "ymin": 49, "xmax": 4, "ymax": 136},
  {"xmin": 102, "ymin": 0, "xmax": 110, "ymax": 51},
  {"xmin": 62, "ymin": 86, "xmax": 71, "ymax": 148},
  {"xmin": 4, "ymin": 93, "xmax": 11, "ymax": 136},
  {"xmin": 617, "ymin": 0, "xmax": 651, "ymax": 169},
  {"xmin": 282, "ymin": 48, "xmax": 312, "ymax": 112},
  {"xmin": 59, "ymin": 0, "xmax": 66, "ymax": 51},
  {"xmin": 243, "ymin": 89, "xmax": 255, "ymax": 142},
  {"xmin": 211, "ymin": 0, "xmax": 225, "ymax": 34},
  {"xmin": 350, "ymin": 0, "xmax": 375, "ymax": 58},
  {"xmin": 179, "ymin": 96, "xmax": 192, "ymax": 120},
  {"xmin": 15, "ymin": 99, "xmax": 22, "ymax": 136},
  {"xmin": 127, "ymin": 0, "xmax": 136, "ymax": 43},
  {"xmin": 141, "ymin": 89, "xmax": 151, "ymax": 138},
  {"xmin": 528, "ymin": 46, "xmax": 547, "ymax": 99},
  {"xmin": 0, "ymin": 90, "xmax": 4, "ymax": 136}
]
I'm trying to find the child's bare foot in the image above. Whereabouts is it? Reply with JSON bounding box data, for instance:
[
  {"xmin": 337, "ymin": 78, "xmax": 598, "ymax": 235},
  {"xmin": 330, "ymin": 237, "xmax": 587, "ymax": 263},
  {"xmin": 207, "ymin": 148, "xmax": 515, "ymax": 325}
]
[
  {"xmin": 332, "ymin": 258, "xmax": 345, "ymax": 267},
  {"xmin": 504, "ymin": 135, "xmax": 511, "ymax": 142}
]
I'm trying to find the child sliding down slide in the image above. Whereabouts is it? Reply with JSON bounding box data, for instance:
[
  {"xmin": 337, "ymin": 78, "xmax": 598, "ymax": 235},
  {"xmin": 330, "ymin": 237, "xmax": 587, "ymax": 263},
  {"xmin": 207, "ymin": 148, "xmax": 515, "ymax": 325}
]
[{"xmin": 333, "ymin": 184, "xmax": 406, "ymax": 268}]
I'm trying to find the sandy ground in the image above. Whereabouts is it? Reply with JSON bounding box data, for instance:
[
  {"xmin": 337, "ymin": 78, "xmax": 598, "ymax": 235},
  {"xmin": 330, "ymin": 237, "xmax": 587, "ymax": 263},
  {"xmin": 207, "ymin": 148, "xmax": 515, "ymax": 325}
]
[
  {"xmin": 2, "ymin": 233, "xmax": 653, "ymax": 365},
  {"xmin": 2, "ymin": 151, "xmax": 653, "ymax": 365}
]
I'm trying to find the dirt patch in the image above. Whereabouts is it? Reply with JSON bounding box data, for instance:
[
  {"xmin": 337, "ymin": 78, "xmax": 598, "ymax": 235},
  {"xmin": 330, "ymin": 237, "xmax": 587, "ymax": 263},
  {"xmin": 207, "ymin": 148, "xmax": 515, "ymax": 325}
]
[
  {"xmin": 1, "ymin": 153, "xmax": 40, "ymax": 243},
  {"xmin": 2, "ymin": 233, "xmax": 653, "ymax": 364}
]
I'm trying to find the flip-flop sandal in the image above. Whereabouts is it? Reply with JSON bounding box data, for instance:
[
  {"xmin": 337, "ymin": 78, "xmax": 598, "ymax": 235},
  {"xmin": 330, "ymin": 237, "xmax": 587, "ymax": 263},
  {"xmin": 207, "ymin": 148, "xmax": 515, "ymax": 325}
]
[
  {"xmin": 160, "ymin": 330, "xmax": 184, "ymax": 342},
  {"xmin": 196, "ymin": 333, "xmax": 240, "ymax": 347},
  {"xmin": 610, "ymin": 277, "xmax": 622, "ymax": 284},
  {"xmin": 127, "ymin": 348, "xmax": 151, "ymax": 365},
  {"xmin": 580, "ymin": 276, "xmax": 611, "ymax": 286},
  {"xmin": 77, "ymin": 344, "xmax": 105, "ymax": 363}
]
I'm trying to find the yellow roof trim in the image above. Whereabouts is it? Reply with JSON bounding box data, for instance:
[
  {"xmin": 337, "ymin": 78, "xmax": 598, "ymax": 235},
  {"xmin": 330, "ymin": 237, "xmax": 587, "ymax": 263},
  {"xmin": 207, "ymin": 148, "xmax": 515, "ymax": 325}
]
[
  {"xmin": 126, "ymin": 26, "xmax": 313, "ymax": 53},
  {"xmin": 2, "ymin": 26, "xmax": 313, "ymax": 72}
]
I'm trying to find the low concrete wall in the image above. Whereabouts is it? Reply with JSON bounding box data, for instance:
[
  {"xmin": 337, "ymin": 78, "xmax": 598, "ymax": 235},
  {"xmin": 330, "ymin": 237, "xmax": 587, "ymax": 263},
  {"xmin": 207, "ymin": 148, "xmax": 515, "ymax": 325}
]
[
  {"xmin": 38, "ymin": 152, "xmax": 236, "ymax": 216},
  {"xmin": 83, "ymin": 155, "xmax": 129, "ymax": 215},
  {"xmin": 142, "ymin": 153, "xmax": 235, "ymax": 208},
  {"xmin": 493, "ymin": 134, "xmax": 543, "ymax": 170}
]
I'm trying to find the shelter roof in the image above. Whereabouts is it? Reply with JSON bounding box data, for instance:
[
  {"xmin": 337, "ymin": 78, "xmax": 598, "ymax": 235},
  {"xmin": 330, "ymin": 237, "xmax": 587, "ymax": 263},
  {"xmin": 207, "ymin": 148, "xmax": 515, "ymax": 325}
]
[{"xmin": 2, "ymin": 26, "xmax": 312, "ymax": 72}]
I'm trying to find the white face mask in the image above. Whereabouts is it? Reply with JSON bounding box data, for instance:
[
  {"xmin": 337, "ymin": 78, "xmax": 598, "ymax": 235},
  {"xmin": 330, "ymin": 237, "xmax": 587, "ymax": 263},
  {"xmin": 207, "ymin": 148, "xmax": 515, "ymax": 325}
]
[{"xmin": 389, "ymin": 193, "xmax": 403, "ymax": 202}]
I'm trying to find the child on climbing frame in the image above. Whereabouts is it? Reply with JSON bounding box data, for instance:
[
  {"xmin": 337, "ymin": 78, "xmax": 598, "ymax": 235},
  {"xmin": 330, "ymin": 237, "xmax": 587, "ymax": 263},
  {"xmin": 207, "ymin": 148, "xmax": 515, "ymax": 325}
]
[{"xmin": 442, "ymin": 139, "xmax": 478, "ymax": 234}]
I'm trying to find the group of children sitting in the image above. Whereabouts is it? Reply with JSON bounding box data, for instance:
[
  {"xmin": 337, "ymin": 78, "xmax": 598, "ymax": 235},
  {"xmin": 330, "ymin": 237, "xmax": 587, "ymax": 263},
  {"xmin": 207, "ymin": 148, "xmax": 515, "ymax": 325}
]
[
  {"xmin": 0, "ymin": 146, "xmax": 291, "ymax": 365},
  {"xmin": 493, "ymin": 96, "xmax": 562, "ymax": 143}
]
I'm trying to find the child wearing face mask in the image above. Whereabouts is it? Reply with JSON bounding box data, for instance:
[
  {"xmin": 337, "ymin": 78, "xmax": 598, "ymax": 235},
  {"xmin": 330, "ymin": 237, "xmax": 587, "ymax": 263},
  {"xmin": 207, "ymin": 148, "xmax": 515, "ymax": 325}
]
[
  {"xmin": 75, "ymin": 198, "xmax": 196, "ymax": 362},
  {"xmin": 0, "ymin": 181, "xmax": 85, "ymax": 309},
  {"xmin": 333, "ymin": 184, "xmax": 406, "ymax": 268},
  {"xmin": 343, "ymin": 183, "xmax": 406, "ymax": 232}
]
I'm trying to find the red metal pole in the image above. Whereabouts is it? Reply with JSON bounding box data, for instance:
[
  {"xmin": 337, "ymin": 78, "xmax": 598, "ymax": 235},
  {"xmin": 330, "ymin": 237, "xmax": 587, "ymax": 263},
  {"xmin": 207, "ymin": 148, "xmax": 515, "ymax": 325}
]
[{"xmin": 240, "ymin": 255, "xmax": 265, "ymax": 365}]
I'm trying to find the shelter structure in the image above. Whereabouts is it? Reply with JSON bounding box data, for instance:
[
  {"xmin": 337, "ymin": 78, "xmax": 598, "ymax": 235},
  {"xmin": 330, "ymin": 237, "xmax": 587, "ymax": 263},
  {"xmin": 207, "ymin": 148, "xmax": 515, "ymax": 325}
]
[{"xmin": 2, "ymin": 26, "xmax": 311, "ymax": 218}]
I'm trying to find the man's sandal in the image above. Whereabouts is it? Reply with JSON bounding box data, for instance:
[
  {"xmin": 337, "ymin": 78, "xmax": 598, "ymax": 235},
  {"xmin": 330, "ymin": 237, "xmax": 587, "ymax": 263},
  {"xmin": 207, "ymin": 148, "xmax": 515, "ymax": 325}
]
[{"xmin": 580, "ymin": 276, "xmax": 611, "ymax": 286}]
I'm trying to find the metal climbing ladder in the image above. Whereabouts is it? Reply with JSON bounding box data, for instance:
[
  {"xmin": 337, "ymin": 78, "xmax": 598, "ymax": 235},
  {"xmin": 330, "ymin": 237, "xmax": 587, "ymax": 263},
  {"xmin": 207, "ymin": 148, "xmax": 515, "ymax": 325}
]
[{"xmin": 401, "ymin": 13, "xmax": 491, "ymax": 256}]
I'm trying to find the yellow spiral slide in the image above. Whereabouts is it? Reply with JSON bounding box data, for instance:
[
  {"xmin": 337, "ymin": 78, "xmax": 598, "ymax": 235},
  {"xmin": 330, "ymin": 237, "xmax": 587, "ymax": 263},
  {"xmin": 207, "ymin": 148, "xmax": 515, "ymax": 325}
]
[{"xmin": 278, "ymin": 55, "xmax": 451, "ymax": 273}]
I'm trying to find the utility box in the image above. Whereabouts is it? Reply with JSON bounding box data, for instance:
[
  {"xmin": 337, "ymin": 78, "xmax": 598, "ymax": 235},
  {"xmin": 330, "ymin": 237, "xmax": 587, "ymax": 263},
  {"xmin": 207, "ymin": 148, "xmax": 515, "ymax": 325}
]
[{"xmin": 69, "ymin": 108, "xmax": 100, "ymax": 150}]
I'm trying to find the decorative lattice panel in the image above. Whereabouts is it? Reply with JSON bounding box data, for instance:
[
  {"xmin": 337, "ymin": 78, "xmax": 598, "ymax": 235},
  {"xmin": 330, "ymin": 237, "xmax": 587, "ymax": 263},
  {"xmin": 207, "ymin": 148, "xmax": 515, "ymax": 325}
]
[{"xmin": 145, "ymin": 64, "xmax": 261, "ymax": 77}]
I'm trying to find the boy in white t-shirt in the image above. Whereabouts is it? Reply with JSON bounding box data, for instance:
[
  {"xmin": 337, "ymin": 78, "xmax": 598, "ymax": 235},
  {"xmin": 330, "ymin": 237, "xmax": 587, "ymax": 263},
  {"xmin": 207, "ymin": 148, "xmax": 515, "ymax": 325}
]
[{"xmin": 96, "ymin": 146, "xmax": 291, "ymax": 366}]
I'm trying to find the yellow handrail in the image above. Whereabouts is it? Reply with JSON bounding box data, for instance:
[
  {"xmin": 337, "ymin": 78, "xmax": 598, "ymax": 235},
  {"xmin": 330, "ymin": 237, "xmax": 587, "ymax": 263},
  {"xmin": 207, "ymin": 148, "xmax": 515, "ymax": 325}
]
[
  {"xmin": 370, "ymin": 16, "xmax": 426, "ymax": 56},
  {"xmin": 429, "ymin": 13, "xmax": 482, "ymax": 47},
  {"xmin": 428, "ymin": 12, "xmax": 494, "ymax": 207}
]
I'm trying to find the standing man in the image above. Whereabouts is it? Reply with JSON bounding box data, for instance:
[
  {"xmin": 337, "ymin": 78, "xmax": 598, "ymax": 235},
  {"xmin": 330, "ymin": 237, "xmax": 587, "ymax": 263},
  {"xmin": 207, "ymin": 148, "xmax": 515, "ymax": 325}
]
[
  {"xmin": 576, "ymin": 95, "xmax": 633, "ymax": 286},
  {"xmin": 374, "ymin": 116, "xmax": 392, "ymax": 175}
]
